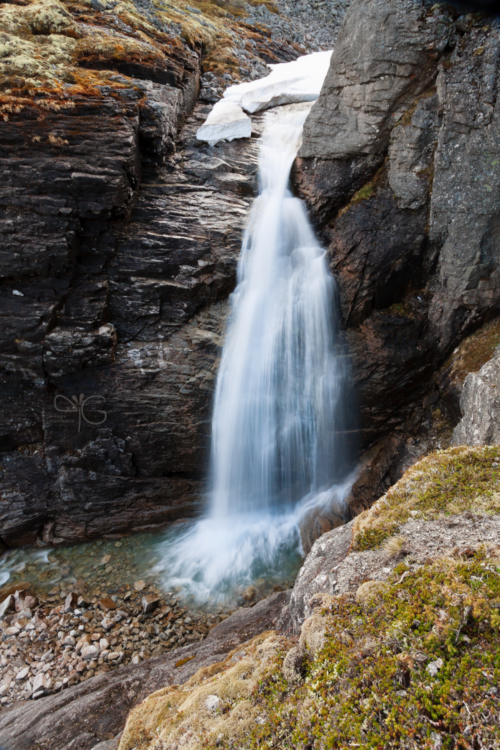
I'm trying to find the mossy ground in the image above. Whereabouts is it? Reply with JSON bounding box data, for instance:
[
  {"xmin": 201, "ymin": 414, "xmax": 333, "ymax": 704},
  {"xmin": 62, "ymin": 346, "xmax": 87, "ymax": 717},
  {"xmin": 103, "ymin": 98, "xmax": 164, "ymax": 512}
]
[
  {"xmin": 245, "ymin": 551, "xmax": 500, "ymax": 749},
  {"xmin": 353, "ymin": 446, "xmax": 500, "ymax": 552},
  {"xmin": 119, "ymin": 445, "xmax": 500, "ymax": 750},
  {"xmin": 0, "ymin": 0, "xmax": 279, "ymax": 104}
]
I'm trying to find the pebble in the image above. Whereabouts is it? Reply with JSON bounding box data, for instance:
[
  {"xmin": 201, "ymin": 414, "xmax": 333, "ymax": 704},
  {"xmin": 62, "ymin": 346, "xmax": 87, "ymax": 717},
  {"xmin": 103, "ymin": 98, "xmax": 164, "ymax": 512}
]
[{"xmin": 205, "ymin": 694, "xmax": 221, "ymax": 713}]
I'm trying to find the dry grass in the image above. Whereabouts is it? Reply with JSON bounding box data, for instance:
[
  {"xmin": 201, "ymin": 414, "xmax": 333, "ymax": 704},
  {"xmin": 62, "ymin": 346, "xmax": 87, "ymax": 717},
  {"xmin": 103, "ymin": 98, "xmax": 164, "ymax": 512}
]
[{"xmin": 118, "ymin": 631, "xmax": 292, "ymax": 750}]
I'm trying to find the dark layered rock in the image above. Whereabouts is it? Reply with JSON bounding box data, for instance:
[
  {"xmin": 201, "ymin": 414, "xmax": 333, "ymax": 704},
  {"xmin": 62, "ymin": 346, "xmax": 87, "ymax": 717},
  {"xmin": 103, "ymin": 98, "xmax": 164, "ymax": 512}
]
[
  {"xmin": 0, "ymin": 100, "xmax": 265, "ymax": 546},
  {"xmin": 293, "ymin": 0, "xmax": 500, "ymax": 509}
]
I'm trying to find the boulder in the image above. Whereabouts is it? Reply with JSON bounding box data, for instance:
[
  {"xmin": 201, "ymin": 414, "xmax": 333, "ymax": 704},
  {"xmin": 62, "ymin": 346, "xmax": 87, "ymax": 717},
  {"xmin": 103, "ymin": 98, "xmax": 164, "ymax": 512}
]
[{"xmin": 452, "ymin": 346, "xmax": 500, "ymax": 446}]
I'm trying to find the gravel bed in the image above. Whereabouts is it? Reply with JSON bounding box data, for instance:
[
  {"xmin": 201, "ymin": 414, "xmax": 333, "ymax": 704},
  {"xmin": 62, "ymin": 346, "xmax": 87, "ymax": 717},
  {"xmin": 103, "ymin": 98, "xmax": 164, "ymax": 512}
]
[{"xmin": 0, "ymin": 581, "xmax": 233, "ymax": 709}]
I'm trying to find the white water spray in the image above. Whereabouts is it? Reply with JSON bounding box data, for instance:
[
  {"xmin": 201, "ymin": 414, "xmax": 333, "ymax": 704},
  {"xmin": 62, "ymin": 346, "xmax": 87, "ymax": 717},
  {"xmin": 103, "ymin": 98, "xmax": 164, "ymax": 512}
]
[{"xmin": 156, "ymin": 102, "xmax": 354, "ymax": 603}]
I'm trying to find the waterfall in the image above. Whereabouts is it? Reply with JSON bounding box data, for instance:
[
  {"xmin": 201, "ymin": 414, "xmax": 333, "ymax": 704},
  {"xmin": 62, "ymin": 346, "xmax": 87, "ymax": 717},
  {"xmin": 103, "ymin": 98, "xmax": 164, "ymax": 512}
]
[{"xmin": 156, "ymin": 102, "xmax": 354, "ymax": 603}]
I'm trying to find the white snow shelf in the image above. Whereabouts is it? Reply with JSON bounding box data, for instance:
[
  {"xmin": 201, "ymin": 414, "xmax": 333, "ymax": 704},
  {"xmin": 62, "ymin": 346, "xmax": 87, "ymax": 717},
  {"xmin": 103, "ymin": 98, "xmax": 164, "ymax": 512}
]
[
  {"xmin": 196, "ymin": 50, "xmax": 332, "ymax": 146},
  {"xmin": 196, "ymin": 100, "xmax": 252, "ymax": 146},
  {"xmin": 225, "ymin": 50, "xmax": 332, "ymax": 113}
]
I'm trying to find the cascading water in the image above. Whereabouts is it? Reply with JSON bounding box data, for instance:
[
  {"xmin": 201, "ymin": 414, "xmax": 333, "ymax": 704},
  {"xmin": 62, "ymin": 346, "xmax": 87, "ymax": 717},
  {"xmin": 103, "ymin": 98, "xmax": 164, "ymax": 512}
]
[{"xmin": 156, "ymin": 102, "xmax": 355, "ymax": 603}]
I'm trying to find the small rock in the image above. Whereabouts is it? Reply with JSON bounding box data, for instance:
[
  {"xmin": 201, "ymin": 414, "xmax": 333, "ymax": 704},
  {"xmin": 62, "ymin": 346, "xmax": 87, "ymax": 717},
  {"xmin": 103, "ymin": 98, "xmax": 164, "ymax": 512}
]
[
  {"xmin": 16, "ymin": 667, "xmax": 30, "ymax": 681},
  {"xmin": 76, "ymin": 634, "xmax": 91, "ymax": 653},
  {"xmin": 0, "ymin": 595, "xmax": 15, "ymax": 618},
  {"xmin": 205, "ymin": 694, "xmax": 221, "ymax": 713},
  {"xmin": 99, "ymin": 598, "xmax": 117, "ymax": 612},
  {"xmin": 101, "ymin": 555, "xmax": 111, "ymax": 565},
  {"xmin": 99, "ymin": 638, "xmax": 109, "ymax": 651},
  {"xmin": 81, "ymin": 644, "xmax": 100, "ymax": 661},
  {"xmin": 64, "ymin": 635, "xmax": 76, "ymax": 647},
  {"xmin": 32, "ymin": 672, "xmax": 50, "ymax": 695},
  {"xmin": 101, "ymin": 618, "xmax": 114, "ymax": 631},
  {"xmin": 242, "ymin": 585, "xmax": 257, "ymax": 602},
  {"xmin": 23, "ymin": 595, "xmax": 38, "ymax": 610},
  {"xmin": 134, "ymin": 580, "xmax": 146, "ymax": 592},
  {"xmin": 142, "ymin": 594, "xmax": 160, "ymax": 614},
  {"xmin": 64, "ymin": 592, "xmax": 79, "ymax": 612},
  {"xmin": 427, "ymin": 658, "xmax": 444, "ymax": 677}
]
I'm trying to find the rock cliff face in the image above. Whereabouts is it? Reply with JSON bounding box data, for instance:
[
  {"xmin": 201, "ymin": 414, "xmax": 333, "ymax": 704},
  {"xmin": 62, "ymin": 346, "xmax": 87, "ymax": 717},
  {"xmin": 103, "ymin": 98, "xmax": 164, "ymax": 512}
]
[
  {"xmin": 2, "ymin": 0, "xmax": 500, "ymax": 546},
  {"xmin": 0, "ymin": 0, "xmax": 303, "ymax": 548},
  {"xmin": 295, "ymin": 0, "xmax": 500, "ymax": 511}
]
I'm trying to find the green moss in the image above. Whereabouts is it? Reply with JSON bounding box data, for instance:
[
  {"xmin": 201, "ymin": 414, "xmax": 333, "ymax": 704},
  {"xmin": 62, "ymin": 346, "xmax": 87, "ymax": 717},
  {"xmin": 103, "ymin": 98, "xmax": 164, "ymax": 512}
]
[
  {"xmin": 352, "ymin": 446, "xmax": 500, "ymax": 552},
  {"xmin": 440, "ymin": 317, "xmax": 500, "ymax": 390},
  {"xmin": 245, "ymin": 553, "xmax": 500, "ymax": 750},
  {"xmin": 336, "ymin": 164, "xmax": 386, "ymax": 220}
]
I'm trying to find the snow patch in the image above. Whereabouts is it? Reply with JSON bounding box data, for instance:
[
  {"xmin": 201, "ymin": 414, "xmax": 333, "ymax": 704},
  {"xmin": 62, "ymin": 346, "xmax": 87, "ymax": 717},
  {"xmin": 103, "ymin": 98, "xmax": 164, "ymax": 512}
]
[
  {"xmin": 225, "ymin": 50, "xmax": 332, "ymax": 114},
  {"xmin": 196, "ymin": 100, "xmax": 251, "ymax": 146},
  {"xmin": 196, "ymin": 50, "xmax": 332, "ymax": 146}
]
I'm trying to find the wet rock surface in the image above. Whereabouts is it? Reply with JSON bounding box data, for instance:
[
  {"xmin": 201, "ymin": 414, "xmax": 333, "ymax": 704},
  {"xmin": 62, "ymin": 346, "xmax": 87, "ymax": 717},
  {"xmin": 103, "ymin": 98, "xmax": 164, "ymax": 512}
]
[
  {"xmin": 0, "ymin": 95, "xmax": 264, "ymax": 547},
  {"xmin": 0, "ymin": 590, "xmax": 289, "ymax": 750},
  {"xmin": 0, "ymin": 0, "xmax": 350, "ymax": 548},
  {"xmin": 292, "ymin": 0, "xmax": 500, "ymax": 511}
]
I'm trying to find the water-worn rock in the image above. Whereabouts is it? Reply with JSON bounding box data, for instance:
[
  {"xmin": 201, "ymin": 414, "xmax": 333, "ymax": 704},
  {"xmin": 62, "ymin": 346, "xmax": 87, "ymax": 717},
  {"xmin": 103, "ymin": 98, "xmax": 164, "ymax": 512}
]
[
  {"xmin": 0, "ymin": 591, "xmax": 289, "ymax": 750},
  {"xmin": 0, "ymin": 0, "xmax": 319, "ymax": 548},
  {"xmin": 0, "ymin": 94, "xmax": 263, "ymax": 547}
]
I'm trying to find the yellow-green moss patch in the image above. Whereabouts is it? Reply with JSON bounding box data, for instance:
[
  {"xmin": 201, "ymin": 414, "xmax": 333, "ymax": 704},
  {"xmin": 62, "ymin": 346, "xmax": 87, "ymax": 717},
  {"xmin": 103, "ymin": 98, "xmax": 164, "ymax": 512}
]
[
  {"xmin": 352, "ymin": 446, "xmax": 500, "ymax": 552},
  {"xmin": 441, "ymin": 317, "xmax": 500, "ymax": 391},
  {"xmin": 248, "ymin": 552, "xmax": 500, "ymax": 749}
]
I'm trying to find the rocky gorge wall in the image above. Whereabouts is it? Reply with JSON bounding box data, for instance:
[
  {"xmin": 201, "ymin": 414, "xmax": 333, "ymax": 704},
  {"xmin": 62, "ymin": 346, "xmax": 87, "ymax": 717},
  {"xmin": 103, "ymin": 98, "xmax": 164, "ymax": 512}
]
[
  {"xmin": 294, "ymin": 0, "xmax": 500, "ymax": 514},
  {"xmin": 0, "ymin": 0, "xmax": 337, "ymax": 549},
  {"xmin": 2, "ymin": 0, "xmax": 500, "ymax": 552}
]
